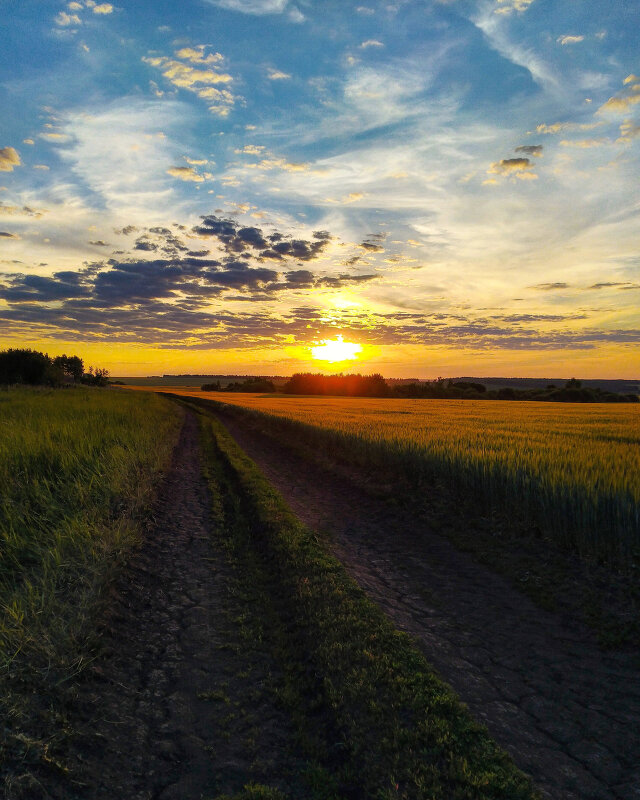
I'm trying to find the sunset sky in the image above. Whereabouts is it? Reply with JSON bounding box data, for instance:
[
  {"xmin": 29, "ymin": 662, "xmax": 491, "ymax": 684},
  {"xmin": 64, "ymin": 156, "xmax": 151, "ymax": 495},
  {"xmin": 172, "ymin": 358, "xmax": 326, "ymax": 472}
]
[{"xmin": 1, "ymin": 0, "xmax": 638, "ymax": 378}]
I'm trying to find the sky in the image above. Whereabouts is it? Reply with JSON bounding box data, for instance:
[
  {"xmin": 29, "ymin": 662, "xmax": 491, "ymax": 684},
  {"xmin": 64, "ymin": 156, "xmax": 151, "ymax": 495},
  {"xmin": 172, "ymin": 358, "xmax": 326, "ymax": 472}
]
[{"xmin": 0, "ymin": 0, "xmax": 638, "ymax": 378}]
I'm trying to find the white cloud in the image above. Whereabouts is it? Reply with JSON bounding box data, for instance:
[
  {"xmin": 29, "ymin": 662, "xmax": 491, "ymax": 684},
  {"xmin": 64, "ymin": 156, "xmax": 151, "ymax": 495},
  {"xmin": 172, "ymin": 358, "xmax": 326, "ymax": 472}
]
[
  {"xmin": 472, "ymin": 6, "xmax": 558, "ymax": 90},
  {"xmin": 494, "ymin": 0, "xmax": 535, "ymax": 14},
  {"xmin": 557, "ymin": 35, "xmax": 584, "ymax": 46},
  {"xmin": 267, "ymin": 68, "xmax": 292, "ymax": 80},
  {"xmin": 203, "ymin": 0, "xmax": 290, "ymax": 14},
  {"xmin": 0, "ymin": 147, "xmax": 21, "ymax": 172},
  {"xmin": 167, "ymin": 166, "xmax": 205, "ymax": 182},
  {"xmin": 174, "ymin": 46, "xmax": 224, "ymax": 65},
  {"xmin": 618, "ymin": 120, "xmax": 640, "ymax": 142},
  {"xmin": 55, "ymin": 11, "xmax": 82, "ymax": 26},
  {"xmin": 57, "ymin": 99, "xmax": 196, "ymax": 220},
  {"xmin": 143, "ymin": 53, "xmax": 238, "ymax": 115},
  {"xmin": 559, "ymin": 138, "xmax": 607, "ymax": 148},
  {"xmin": 92, "ymin": 3, "xmax": 113, "ymax": 13},
  {"xmin": 360, "ymin": 40, "xmax": 384, "ymax": 49}
]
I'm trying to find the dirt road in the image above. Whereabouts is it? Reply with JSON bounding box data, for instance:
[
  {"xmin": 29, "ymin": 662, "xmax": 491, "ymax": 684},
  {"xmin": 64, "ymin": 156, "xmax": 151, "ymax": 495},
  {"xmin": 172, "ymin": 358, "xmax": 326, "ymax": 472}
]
[
  {"xmin": 62, "ymin": 412, "xmax": 301, "ymax": 800},
  {"xmin": 220, "ymin": 411, "xmax": 640, "ymax": 800}
]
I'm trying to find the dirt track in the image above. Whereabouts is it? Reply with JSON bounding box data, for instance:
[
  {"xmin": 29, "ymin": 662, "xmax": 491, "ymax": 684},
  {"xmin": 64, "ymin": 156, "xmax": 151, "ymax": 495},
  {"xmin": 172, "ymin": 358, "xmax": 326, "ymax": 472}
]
[
  {"xmin": 63, "ymin": 412, "xmax": 301, "ymax": 799},
  {"xmin": 220, "ymin": 412, "xmax": 640, "ymax": 800}
]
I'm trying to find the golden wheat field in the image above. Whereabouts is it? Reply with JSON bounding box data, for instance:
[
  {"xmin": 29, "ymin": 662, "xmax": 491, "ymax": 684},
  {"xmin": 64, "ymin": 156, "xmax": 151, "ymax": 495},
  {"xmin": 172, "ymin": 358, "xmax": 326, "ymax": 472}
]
[{"xmin": 130, "ymin": 388, "xmax": 640, "ymax": 565}]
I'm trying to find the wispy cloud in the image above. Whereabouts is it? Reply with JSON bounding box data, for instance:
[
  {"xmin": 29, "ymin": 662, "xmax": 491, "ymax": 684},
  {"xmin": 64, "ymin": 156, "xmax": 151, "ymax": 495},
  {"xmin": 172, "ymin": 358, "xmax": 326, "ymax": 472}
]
[{"xmin": 557, "ymin": 35, "xmax": 584, "ymax": 46}]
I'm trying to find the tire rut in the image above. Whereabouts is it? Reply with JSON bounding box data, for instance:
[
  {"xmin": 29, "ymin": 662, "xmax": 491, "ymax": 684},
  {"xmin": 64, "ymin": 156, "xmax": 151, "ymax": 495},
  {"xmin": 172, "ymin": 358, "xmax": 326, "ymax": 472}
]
[
  {"xmin": 61, "ymin": 411, "xmax": 300, "ymax": 800},
  {"xmin": 219, "ymin": 411, "xmax": 640, "ymax": 800}
]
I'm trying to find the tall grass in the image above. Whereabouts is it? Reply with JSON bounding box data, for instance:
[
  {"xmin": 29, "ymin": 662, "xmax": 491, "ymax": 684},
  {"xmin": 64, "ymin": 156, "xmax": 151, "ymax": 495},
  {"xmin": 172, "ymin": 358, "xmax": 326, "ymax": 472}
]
[
  {"xmin": 0, "ymin": 387, "xmax": 179, "ymax": 670},
  {"xmin": 166, "ymin": 392, "xmax": 640, "ymax": 570}
]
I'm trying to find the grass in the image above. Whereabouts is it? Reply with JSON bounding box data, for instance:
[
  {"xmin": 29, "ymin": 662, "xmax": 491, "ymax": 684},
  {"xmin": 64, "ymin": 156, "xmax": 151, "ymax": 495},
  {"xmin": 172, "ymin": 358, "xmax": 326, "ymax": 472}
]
[
  {"xmin": 163, "ymin": 391, "xmax": 640, "ymax": 572},
  {"xmin": 0, "ymin": 386, "xmax": 180, "ymax": 791},
  {"xmin": 190, "ymin": 399, "xmax": 539, "ymax": 800}
]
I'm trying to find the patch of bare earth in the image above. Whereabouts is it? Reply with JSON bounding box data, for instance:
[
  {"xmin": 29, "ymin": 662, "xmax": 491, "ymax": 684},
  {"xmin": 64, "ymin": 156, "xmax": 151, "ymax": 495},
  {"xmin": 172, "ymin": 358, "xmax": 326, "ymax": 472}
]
[
  {"xmin": 48, "ymin": 411, "xmax": 302, "ymax": 800},
  {"xmin": 219, "ymin": 411, "xmax": 640, "ymax": 800}
]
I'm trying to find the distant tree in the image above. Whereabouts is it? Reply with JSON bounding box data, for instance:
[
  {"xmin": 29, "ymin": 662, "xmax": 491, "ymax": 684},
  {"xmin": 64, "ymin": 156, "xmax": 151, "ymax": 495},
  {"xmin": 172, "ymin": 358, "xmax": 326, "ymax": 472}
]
[
  {"xmin": 53, "ymin": 354, "xmax": 84, "ymax": 382},
  {"xmin": 81, "ymin": 366, "xmax": 110, "ymax": 387},
  {"xmin": 201, "ymin": 381, "xmax": 222, "ymax": 391},
  {"xmin": 565, "ymin": 378, "xmax": 582, "ymax": 389}
]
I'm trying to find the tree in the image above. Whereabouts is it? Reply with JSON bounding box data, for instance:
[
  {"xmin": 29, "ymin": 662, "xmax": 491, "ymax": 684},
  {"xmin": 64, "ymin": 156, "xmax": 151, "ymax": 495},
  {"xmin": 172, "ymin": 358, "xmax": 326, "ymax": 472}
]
[
  {"xmin": 0, "ymin": 348, "xmax": 57, "ymax": 385},
  {"xmin": 53, "ymin": 354, "xmax": 84, "ymax": 382}
]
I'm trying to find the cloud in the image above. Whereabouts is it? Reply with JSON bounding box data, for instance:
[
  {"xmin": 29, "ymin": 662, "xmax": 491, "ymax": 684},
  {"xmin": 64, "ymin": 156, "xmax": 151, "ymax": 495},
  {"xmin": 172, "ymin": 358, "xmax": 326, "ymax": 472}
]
[
  {"xmin": 267, "ymin": 68, "xmax": 291, "ymax": 80},
  {"xmin": 174, "ymin": 46, "xmax": 223, "ymax": 65},
  {"xmin": 167, "ymin": 166, "xmax": 205, "ymax": 182},
  {"xmin": 236, "ymin": 145, "xmax": 265, "ymax": 155},
  {"xmin": 0, "ymin": 231, "xmax": 20, "ymax": 239},
  {"xmin": 55, "ymin": 11, "xmax": 82, "ymax": 26},
  {"xmin": 0, "ymin": 202, "xmax": 47, "ymax": 218},
  {"xmin": 243, "ymin": 156, "xmax": 309, "ymax": 172},
  {"xmin": 536, "ymin": 121, "xmax": 602, "ymax": 135},
  {"xmin": 143, "ymin": 52, "xmax": 237, "ymax": 115},
  {"xmin": 557, "ymin": 35, "xmax": 584, "ymax": 46},
  {"xmin": 532, "ymin": 282, "xmax": 569, "ymax": 290},
  {"xmin": 559, "ymin": 138, "xmax": 607, "ymax": 148},
  {"xmin": 0, "ymin": 147, "xmax": 21, "ymax": 172},
  {"xmin": 597, "ymin": 75, "xmax": 640, "ymax": 114},
  {"xmin": 142, "ymin": 57, "xmax": 233, "ymax": 88},
  {"xmin": 514, "ymin": 145, "xmax": 543, "ymax": 157},
  {"xmin": 487, "ymin": 157, "xmax": 537, "ymax": 180},
  {"xmin": 92, "ymin": 3, "xmax": 113, "ymax": 14},
  {"xmin": 193, "ymin": 215, "xmax": 333, "ymax": 262},
  {"xmin": 360, "ymin": 40, "xmax": 384, "ymax": 49},
  {"xmin": 618, "ymin": 120, "xmax": 640, "ymax": 142},
  {"xmin": 203, "ymin": 0, "xmax": 290, "ymax": 14},
  {"xmin": 23, "ymin": 139, "xmax": 34, "ymax": 146},
  {"xmin": 494, "ymin": 0, "xmax": 535, "ymax": 15}
]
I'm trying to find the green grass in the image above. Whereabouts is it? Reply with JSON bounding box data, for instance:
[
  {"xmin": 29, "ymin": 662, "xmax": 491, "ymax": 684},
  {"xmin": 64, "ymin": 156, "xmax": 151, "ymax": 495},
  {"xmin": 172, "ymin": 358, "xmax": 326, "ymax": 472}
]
[
  {"xmin": 192, "ymin": 401, "xmax": 539, "ymax": 800},
  {"xmin": 0, "ymin": 386, "xmax": 180, "ymax": 790}
]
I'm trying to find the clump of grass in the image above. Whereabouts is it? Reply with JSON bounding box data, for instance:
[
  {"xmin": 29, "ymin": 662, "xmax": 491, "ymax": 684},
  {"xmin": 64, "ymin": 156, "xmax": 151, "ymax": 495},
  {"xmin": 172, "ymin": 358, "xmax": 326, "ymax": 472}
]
[
  {"xmin": 0, "ymin": 386, "xmax": 180, "ymax": 790},
  {"xmin": 195, "ymin": 405, "xmax": 539, "ymax": 800}
]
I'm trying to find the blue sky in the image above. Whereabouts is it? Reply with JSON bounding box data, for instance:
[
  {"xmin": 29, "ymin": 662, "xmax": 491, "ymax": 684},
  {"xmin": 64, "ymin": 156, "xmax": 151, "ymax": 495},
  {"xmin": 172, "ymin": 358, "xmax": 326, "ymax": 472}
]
[{"xmin": 1, "ymin": 0, "xmax": 639, "ymax": 377}]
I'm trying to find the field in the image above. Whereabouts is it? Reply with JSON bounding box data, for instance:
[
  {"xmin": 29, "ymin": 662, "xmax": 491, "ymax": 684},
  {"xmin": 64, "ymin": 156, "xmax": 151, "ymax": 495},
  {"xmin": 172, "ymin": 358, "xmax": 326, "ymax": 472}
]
[
  {"xmin": 3, "ymin": 386, "xmax": 639, "ymax": 798},
  {"xmin": 142, "ymin": 389, "xmax": 640, "ymax": 570},
  {"xmin": 0, "ymin": 387, "xmax": 179, "ymax": 791}
]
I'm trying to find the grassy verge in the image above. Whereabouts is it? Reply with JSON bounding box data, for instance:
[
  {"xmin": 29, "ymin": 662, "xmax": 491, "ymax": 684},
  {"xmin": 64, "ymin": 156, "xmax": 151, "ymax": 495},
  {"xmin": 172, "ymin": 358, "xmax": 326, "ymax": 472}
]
[
  {"xmin": 192, "ymin": 401, "xmax": 539, "ymax": 800},
  {"xmin": 187, "ymin": 397, "xmax": 639, "ymax": 648},
  {"xmin": 0, "ymin": 386, "xmax": 180, "ymax": 793}
]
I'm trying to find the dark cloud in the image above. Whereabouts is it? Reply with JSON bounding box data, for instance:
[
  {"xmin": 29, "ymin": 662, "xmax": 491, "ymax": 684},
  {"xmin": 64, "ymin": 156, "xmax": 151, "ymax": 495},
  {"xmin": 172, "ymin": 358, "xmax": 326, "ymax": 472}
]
[
  {"xmin": 360, "ymin": 241, "xmax": 384, "ymax": 253},
  {"xmin": 515, "ymin": 145, "xmax": 543, "ymax": 156},
  {"xmin": 88, "ymin": 240, "xmax": 109, "ymax": 247},
  {"xmin": 532, "ymin": 282, "xmax": 569, "ymax": 290},
  {"xmin": 0, "ymin": 231, "xmax": 19, "ymax": 239},
  {"xmin": 589, "ymin": 282, "xmax": 625, "ymax": 289},
  {"xmin": 193, "ymin": 215, "xmax": 332, "ymax": 261}
]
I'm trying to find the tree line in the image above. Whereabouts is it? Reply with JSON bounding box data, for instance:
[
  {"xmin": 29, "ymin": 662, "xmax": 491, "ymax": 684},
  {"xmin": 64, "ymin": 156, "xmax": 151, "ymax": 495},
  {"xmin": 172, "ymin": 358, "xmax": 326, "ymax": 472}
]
[
  {"xmin": 0, "ymin": 348, "xmax": 110, "ymax": 387},
  {"xmin": 201, "ymin": 371, "xmax": 638, "ymax": 402}
]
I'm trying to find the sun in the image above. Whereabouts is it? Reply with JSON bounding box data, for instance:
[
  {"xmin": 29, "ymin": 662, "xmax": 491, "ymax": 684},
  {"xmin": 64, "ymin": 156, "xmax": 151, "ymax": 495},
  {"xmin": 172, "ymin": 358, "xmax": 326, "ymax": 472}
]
[{"xmin": 311, "ymin": 335, "xmax": 362, "ymax": 363}]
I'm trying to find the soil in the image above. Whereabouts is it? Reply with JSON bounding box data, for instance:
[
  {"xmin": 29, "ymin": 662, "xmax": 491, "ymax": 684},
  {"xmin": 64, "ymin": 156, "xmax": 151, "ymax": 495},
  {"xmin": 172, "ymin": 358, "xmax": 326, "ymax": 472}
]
[
  {"xmin": 54, "ymin": 411, "xmax": 303, "ymax": 800},
  {"xmin": 219, "ymin": 411, "xmax": 640, "ymax": 800}
]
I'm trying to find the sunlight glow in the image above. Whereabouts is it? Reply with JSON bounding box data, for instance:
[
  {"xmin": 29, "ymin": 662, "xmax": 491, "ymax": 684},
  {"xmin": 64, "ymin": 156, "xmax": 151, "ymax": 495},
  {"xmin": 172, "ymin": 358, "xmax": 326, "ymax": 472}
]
[{"xmin": 311, "ymin": 335, "xmax": 362, "ymax": 363}]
